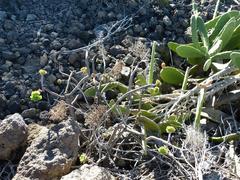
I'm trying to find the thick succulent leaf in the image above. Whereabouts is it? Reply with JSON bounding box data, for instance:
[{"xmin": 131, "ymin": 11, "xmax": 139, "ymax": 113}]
[
  {"xmin": 176, "ymin": 45, "xmax": 205, "ymax": 58},
  {"xmin": 197, "ymin": 16, "xmax": 210, "ymax": 49},
  {"xmin": 205, "ymin": 10, "xmax": 240, "ymax": 30},
  {"xmin": 187, "ymin": 57, "xmax": 206, "ymax": 65},
  {"xmin": 209, "ymin": 13, "xmax": 232, "ymax": 42},
  {"xmin": 208, "ymin": 39, "xmax": 222, "ymax": 56},
  {"xmin": 191, "ymin": 15, "xmax": 200, "ymax": 47},
  {"xmin": 137, "ymin": 115, "xmax": 160, "ymax": 133},
  {"xmin": 215, "ymin": 17, "xmax": 236, "ymax": 50},
  {"xmin": 160, "ymin": 67, "xmax": 184, "ymax": 86},
  {"xmin": 230, "ymin": 52, "xmax": 240, "ymax": 68},
  {"xmin": 131, "ymin": 109, "xmax": 161, "ymax": 122},
  {"xmin": 224, "ymin": 24, "xmax": 240, "ymax": 50},
  {"xmin": 168, "ymin": 42, "xmax": 181, "ymax": 53},
  {"xmin": 109, "ymin": 99, "xmax": 129, "ymax": 115},
  {"xmin": 203, "ymin": 58, "xmax": 212, "ymax": 71},
  {"xmin": 158, "ymin": 115, "xmax": 185, "ymax": 133},
  {"xmin": 84, "ymin": 82, "xmax": 128, "ymax": 97},
  {"xmin": 211, "ymin": 51, "xmax": 232, "ymax": 62},
  {"xmin": 135, "ymin": 73, "xmax": 147, "ymax": 86}
]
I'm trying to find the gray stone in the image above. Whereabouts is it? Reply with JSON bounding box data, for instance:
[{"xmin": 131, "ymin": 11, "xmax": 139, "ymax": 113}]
[
  {"xmin": 44, "ymin": 24, "xmax": 54, "ymax": 32},
  {"xmin": 51, "ymin": 40, "xmax": 62, "ymax": 50},
  {"xmin": 26, "ymin": 14, "xmax": 37, "ymax": 21},
  {"xmin": 109, "ymin": 45, "xmax": 127, "ymax": 56},
  {"xmin": 133, "ymin": 24, "xmax": 143, "ymax": 33},
  {"xmin": 67, "ymin": 39, "xmax": 82, "ymax": 49},
  {"xmin": 0, "ymin": 11, "xmax": 7, "ymax": 21},
  {"xmin": 61, "ymin": 165, "xmax": 115, "ymax": 180},
  {"xmin": 2, "ymin": 50, "xmax": 15, "ymax": 60},
  {"xmin": 124, "ymin": 54, "xmax": 134, "ymax": 66},
  {"xmin": 47, "ymin": 74, "xmax": 57, "ymax": 84},
  {"xmin": 155, "ymin": 24, "xmax": 163, "ymax": 34},
  {"xmin": 163, "ymin": 16, "xmax": 172, "ymax": 26},
  {"xmin": 13, "ymin": 119, "xmax": 81, "ymax": 180},
  {"xmin": 0, "ymin": 94, "xmax": 7, "ymax": 108},
  {"xmin": 68, "ymin": 52, "xmax": 80, "ymax": 64},
  {"xmin": 21, "ymin": 108, "xmax": 38, "ymax": 119},
  {"xmin": 40, "ymin": 53, "xmax": 48, "ymax": 66},
  {"xmin": 121, "ymin": 66, "xmax": 131, "ymax": 77},
  {"xmin": 3, "ymin": 20, "xmax": 14, "ymax": 31},
  {"xmin": 0, "ymin": 113, "xmax": 28, "ymax": 160}
]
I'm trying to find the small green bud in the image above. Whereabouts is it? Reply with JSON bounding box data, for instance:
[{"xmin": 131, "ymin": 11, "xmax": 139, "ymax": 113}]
[
  {"xmin": 39, "ymin": 69, "xmax": 47, "ymax": 76},
  {"xmin": 30, "ymin": 90, "xmax": 42, "ymax": 102},
  {"xmin": 80, "ymin": 67, "xmax": 88, "ymax": 75},
  {"xmin": 79, "ymin": 153, "xmax": 88, "ymax": 164},
  {"xmin": 166, "ymin": 126, "xmax": 176, "ymax": 134},
  {"xmin": 158, "ymin": 146, "xmax": 169, "ymax": 155},
  {"xmin": 56, "ymin": 79, "xmax": 62, "ymax": 85},
  {"xmin": 154, "ymin": 86, "xmax": 159, "ymax": 94},
  {"xmin": 155, "ymin": 79, "xmax": 161, "ymax": 87}
]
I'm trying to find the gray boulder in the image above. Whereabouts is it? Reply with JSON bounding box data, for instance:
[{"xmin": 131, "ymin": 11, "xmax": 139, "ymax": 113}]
[
  {"xmin": 61, "ymin": 164, "xmax": 115, "ymax": 180},
  {"xmin": 0, "ymin": 113, "xmax": 28, "ymax": 160},
  {"xmin": 13, "ymin": 119, "xmax": 81, "ymax": 180}
]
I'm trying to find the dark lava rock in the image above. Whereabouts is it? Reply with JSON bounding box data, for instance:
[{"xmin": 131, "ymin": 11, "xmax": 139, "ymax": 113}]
[
  {"xmin": 0, "ymin": 94, "xmax": 7, "ymax": 109},
  {"xmin": 21, "ymin": 108, "xmax": 38, "ymax": 119},
  {"xmin": 109, "ymin": 45, "xmax": 127, "ymax": 56}
]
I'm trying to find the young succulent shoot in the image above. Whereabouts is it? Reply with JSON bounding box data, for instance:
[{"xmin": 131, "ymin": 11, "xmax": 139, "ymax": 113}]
[
  {"xmin": 194, "ymin": 88, "xmax": 205, "ymax": 130},
  {"xmin": 79, "ymin": 153, "xmax": 88, "ymax": 164},
  {"xmin": 39, "ymin": 69, "xmax": 47, "ymax": 90},
  {"xmin": 80, "ymin": 67, "xmax": 88, "ymax": 75},
  {"xmin": 166, "ymin": 126, "xmax": 176, "ymax": 142},
  {"xmin": 158, "ymin": 146, "xmax": 169, "ymax": 155},
  {"xmin": 30, "ymin": 90, "xmax": 42, "ymax": 102}
]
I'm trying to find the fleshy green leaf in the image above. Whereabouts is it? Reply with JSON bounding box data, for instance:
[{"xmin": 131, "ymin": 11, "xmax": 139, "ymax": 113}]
[
  {"xmin": 168, "ymin": 42, "xmax": 181, "ymax": 53},
  {"xmin": 176, "ymin": 45, "xmax": 205, "ymax": 58},
  {"xmin": 205, "ymin": 10, "xmax": 240, "ymax": 30},
  {"xmin": 160, "ymin": 67, "xmax": 184, "ymax": 86},
  {"xmin": 208, "ymin": 39, "xmax": 222, "ymax": 56},
  {"xmin": 137, "ymin": 115, "xmax": 160, "ymax": 133},
  {"xmin": 191, "ymin": 15, "xmax": 200, "ymax": 47},
  {"xmin": 215, "ymin": 17, "xmax": 236, "ymax": 50},
  {"xmin": 209, "ymin": 13, "xmax": 232, "ymax": 42},
  {"xmin": 84, "ymin": 82, "xmax": 128, "ymax": 97},
  {"xmin": 197, "ymin": 16, "xmax": 210, "ymax": 49},
  {"xmin": 230, "ymin": 52, "xmax": 240, "ymax": 68},
  {"xmin": 203, "ymin": 58, "xmax": 212, "ymax": 71},
  {"xmin": 135, "ymin": 73, "xmax": 147, "ymax": 86}
]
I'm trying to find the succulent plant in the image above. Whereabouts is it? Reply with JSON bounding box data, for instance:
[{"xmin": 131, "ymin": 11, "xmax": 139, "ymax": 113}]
[
  {"xmin": 30, "ymin": 90, "xmax": 42, "ymax": 102},
  {"xmin": 168, "ymin": 9, "xmax": 240, "ymax": 71}
]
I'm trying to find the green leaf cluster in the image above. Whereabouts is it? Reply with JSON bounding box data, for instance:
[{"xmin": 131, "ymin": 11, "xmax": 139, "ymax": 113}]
[{"xmin": 168, "ymin": 10, "xmax": 240, "ymax": 71}]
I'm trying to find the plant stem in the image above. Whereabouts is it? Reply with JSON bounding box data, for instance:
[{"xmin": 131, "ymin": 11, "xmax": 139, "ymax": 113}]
[
  {"xmin": 209, "ymin": 133, "xmax": 240, "ymax": 143},
  {"xmin": 142, "ymin": 126, "xmax": 148, "ymax": 155},
  {"xmin": 213, "ymin": 0, "xmax": 220, "ymax": 19},
  {"xmin": 194, "ymin": 88, "xmax": 205, "ymax": 130},
  {"xmin": 181, "ymin": 67, "xmax": 190, "ymax": 92},
  {"xmin": 148, "ymin": 41, "xmax": 156, "ymax": 85}
]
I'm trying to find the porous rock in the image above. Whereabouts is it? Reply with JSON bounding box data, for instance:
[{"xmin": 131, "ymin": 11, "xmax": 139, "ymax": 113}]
[
  {"xmin": 0, "ymin": 113, "xmax": 28, "ymax": 160},
  {"xmin": 13, "ymin": 119, "xmax": 81, "ymax": 180},
  {"xmin": 61, "ymin": 164, "xmax": 115, "ymax": 180}
]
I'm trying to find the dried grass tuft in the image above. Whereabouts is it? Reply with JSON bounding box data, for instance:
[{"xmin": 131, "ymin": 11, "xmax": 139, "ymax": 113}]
[
  {"xmin": 49, "ymin": 100, "xmax": 68, "ymax": 122},
  {"xmin": 85, "ymin": 104, "xmax": 108, "ymax": 128}
]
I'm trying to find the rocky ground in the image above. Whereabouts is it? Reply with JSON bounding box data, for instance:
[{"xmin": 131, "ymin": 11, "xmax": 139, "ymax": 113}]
[{"xmin": 0, "ymin": 0, "xmax": 239, "ymax": 179}]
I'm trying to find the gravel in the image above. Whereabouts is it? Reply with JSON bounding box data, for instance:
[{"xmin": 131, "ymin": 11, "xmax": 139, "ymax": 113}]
[{"xmin": 0, "ymin": 0, "xmax": 237, "ymax": 119}]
